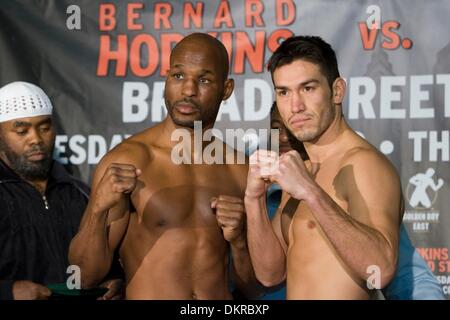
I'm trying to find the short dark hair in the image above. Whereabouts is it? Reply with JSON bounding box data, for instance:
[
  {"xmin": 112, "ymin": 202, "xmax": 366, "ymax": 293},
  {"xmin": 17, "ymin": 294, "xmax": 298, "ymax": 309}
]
[{"xmin": 267, "ymin": 35, "xmax": 340, "ymax": 89}]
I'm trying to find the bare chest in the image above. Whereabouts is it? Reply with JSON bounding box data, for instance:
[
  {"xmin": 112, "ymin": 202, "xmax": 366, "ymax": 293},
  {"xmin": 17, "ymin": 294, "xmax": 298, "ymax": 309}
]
[
  {"xmin": 281, "ymin": 164, "xmax": 350, "ymax": 245},
  {"xmin": 131, "ymin": 157, "xmax": 245, "ymax": 229}
]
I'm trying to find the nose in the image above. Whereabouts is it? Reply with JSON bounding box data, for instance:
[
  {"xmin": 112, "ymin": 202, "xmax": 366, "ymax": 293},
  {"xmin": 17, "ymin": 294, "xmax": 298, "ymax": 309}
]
[
  {"xmin": 28, "ymin": 128, "xmax": 44, "ymax": 145},
  {"xmin": 181, "ymin": 78, "xmax": 198, "ymax": 97},
  {"xmin": 291, "ymin": 91, "xmax": 306, "ymax": 113}
]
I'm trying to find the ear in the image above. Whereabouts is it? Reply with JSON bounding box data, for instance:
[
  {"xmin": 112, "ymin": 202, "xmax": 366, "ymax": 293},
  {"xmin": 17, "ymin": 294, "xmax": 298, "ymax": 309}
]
[
  {"xmin": 331, "ymin": 77, "xmax": 346, "ymax": 104},
  {"xmin": 222, "ymin": 78, "xmax": 234, "ymax": 100}
]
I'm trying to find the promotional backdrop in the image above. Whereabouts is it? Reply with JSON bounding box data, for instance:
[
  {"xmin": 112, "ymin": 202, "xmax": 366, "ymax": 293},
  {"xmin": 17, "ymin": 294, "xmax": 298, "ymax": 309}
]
[{"xmin": 0, "ymin": 0, "xmax": 449, "ymax": 298}]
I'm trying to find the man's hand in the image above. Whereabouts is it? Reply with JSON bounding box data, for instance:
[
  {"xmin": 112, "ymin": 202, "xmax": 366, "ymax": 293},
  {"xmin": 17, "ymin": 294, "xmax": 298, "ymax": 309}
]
[
  {"xmin": 98, "ymin": 279, "xmax": 124, "ymax": 300},
  {"xmin": 270, "ymin": 150, "xmax": 317, "ymax": 200},
  {"xmin": 211, "ymin": 195, "xmax": 246, "ymax": 244},
  {"xmin": 246, "ymin": 150, "xmax": 278, "ymax": 199},
  {"xmin": 92, "ymin": 163, "xmax": 141, "ymax": 214},
  {"xmin": 12, "ymin": 280, "xmax": 51, "ymax": 300}
]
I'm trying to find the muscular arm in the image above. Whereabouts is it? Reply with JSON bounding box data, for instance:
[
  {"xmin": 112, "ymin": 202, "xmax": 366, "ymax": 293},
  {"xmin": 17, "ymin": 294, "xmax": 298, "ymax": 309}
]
[
  {"xmin": 244, "ymin": 153, "xmax": 288, "ymax": 287},
  {"xmin": 69, "ymin": 152, "xmax": 140, "ymax": 288},
  {"xmin": 229, "ymin": 232, "xmax": 264, "ymax": 298},
  {"xmin": 245, "ymin": 195, "xmax": 287, "ymax": 287},
  {"xmin": 212, "ymin": 194, "xmax": 264, "ymax": 298},
  {"xmin": 293, "ymin": 150, "xmax": 402, "ymax": 288},
  {"xmin": 382, "ymin": 224, "xmax": 445, "ymax": 300}
]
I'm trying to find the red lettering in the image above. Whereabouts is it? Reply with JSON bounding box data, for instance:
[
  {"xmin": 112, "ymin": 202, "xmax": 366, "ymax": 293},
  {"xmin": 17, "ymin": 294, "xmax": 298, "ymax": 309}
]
[
  {"xmin": 245, "ymin": 0, "xmax": 264, "ymax": 27},
  {"xmin": 214, "ymin": 0, "xmax": 234, "ymax": 28},
  {"xmin": 183, "ymin": 2, "xmax": 204, "ymax": 29},
  {"xmin": 439, "ymin": 261, "xmax": 450, "ymax": 273},
  {"xmin": 97, "ymin": 35, "xmax": 128, "ymax": 76},
  {"xmin": 129, "ymin": 34, "xmax": 159, "ymax": 77},
  {"xmin": 127, "ymin": 3, "xmax": 144, "ymax": 30},
  {"xmin": 358, "ymin": 22, "xmax": 378, "ymax": 50},
  {"xmin": 234, "ymin": 31, "xmax": 265, "ymax": 74},
  {"xmin": 443, "ymin": 248, "xmax": 449, "ymax": 260},
  {"xmin": 154, "ymin": 2, "xmax": 173, "ymax": 30},
  {"xmin": 417, "ymin": 248, "xmax": 428, "ymax": 260},
  {"xmin": 382, "ymin": 20, "xmax": 401, "ymax": 50},
  {"xmin": 268, "ymin": 29, "xmax": 294, "ymax": 53},
  {"xmin": 276, "ymin": 0, "xmax": 295, "ymax": 26},
  {"xmin": 417, "ymin": 248, "xmax": 449, "ymax": 261},
  {"xmin": 99, "ymin": 4, "xmax": 116, "ymax": 31}
]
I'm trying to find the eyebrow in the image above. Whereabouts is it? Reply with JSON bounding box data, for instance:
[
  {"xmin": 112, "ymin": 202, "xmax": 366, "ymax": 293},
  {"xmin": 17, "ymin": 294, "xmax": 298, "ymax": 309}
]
[
  {"xmin": 12, "ymin": 117, "xmax": 52, "ymax": 128},
  {"xmin": 12, "ymin": 121, "xmax": 31, "ymax": 128},
  {"xmin": 171, "ymin": 64, "xmax": 215, "ymax": 75},
  {"xmin": 199, "ymin": 70, "xmax": 214, "ymax": 76},
  {"xmin": 274, "ymin": 79, "xmax": 320, "ymax": 90}
]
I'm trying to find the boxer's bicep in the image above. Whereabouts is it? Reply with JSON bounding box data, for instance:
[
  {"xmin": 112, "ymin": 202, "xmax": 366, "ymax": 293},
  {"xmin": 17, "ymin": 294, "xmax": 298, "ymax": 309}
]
[{"xmin": 346, "ymin": 151, "xmax": 402, "ymax": 254}]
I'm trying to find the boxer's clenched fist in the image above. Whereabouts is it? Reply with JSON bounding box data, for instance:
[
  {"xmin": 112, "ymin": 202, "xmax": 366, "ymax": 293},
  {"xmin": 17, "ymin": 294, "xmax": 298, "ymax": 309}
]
[
  {"xmin": 245, "ymin": 150, "xmax": 279, "ymax": 199},
  {"xmin": 211, "ymin": 195, "xmax": 246, "ymax": 244},
  {"xmin": 92, "ymin": 163, "xmax": 141, "ymax": 214},
  {"xmin": 271, "ymin": 150, "xmax": 317, "ymax": 200}
]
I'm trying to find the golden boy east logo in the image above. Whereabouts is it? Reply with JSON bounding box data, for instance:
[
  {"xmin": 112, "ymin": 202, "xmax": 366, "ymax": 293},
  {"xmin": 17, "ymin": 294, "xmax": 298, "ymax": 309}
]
[{"xmin": 403, "ymin": 168, "xmax": 444, "ymax": 232}]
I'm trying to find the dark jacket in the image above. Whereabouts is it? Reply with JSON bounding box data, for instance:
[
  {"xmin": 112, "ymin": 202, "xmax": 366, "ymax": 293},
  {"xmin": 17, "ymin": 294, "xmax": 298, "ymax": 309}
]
[{"xmin": 0, "ymin": 159, "xmax": 89, "ymax": 299}]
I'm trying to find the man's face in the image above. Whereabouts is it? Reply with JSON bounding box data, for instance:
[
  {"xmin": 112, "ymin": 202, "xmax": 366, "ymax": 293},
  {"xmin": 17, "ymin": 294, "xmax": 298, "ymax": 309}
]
[
  {"xmin": 164, "ymin": 43, "xmax": 232, "ymax": 129},
  {"xmin": 273, "ymin": 59, "xmax": 336, "ymax": 143},
  {"xmin": 0, "ymin": 115, "xmax": 55, "ymax": 181}
]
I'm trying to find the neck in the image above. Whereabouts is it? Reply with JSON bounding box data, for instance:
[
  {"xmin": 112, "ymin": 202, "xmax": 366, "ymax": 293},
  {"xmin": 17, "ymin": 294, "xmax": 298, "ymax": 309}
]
[
  {"xmin": 160, "ymin": 117, "xmax": 219, "ymax": 163},
  {"xmin": 28, "ymin": 179, "xmax": 48, "ymax": 195}
]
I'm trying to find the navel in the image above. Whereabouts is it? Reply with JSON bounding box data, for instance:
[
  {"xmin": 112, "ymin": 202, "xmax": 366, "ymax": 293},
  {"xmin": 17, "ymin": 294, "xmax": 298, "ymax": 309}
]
[{"xmin": 156, "ymin": 219, "xmax": 167, "ymax": 227}]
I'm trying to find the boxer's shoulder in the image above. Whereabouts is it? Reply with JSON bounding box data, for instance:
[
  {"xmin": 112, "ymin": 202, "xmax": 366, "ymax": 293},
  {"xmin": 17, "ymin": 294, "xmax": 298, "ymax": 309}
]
[{"xmin": 99, "ymin": 136, "xmax": 152, "ymax": 171}]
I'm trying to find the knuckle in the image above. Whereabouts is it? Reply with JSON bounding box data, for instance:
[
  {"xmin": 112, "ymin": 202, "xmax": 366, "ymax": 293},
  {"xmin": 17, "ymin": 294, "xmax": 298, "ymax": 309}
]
[{"xmin": 108, "ymin": 167, "xmax": 119, "ymax": 176}]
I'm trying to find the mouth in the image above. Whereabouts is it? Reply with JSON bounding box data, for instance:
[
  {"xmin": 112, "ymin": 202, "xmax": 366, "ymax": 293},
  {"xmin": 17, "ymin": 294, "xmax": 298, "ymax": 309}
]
[
  {"xmin": 27, "ymin": 152, "xmax": 47, "ymax": 161},
  {"xmin": 175, "ymin": 103, "xmax": 198, "ymax": 115},
  {"xmin": 289, "ymin": 116, "xmax": 310, "ymax": 128}
]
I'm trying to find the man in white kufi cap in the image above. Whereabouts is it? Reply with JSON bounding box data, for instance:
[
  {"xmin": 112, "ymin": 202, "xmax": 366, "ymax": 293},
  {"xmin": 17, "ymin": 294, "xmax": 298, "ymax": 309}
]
[
  {"xmin": 0, "ymin": 81, "xmax": 54, "ymax": 183},
  {"xmin": 0, "ymin": 82, "xmax": 122, "ymax": 300},
  {"xmin": 0, "ymin": 81, "xmax": 53, "ymax": 123}
]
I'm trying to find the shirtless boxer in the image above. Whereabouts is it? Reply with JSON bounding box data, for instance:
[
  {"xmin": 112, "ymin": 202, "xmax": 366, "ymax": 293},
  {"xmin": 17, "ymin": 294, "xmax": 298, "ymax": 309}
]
[
  {"xmin": 245, "ymin": 36, "xmax": 403, "ymax": 299},
  {"xmin": 69, "ymin": 33, "xmax": 256, "ymax": 299}
]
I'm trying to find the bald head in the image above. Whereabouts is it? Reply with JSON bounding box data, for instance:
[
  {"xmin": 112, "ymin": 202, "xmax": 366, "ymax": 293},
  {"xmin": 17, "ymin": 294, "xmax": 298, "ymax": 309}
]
[
  {"xmin": 164, "ymin": 32, "xmax": 234, "ymax": 129},
  {"xmin": 171, "ymin": 33, "xmax": 230, "ymax": 80}
]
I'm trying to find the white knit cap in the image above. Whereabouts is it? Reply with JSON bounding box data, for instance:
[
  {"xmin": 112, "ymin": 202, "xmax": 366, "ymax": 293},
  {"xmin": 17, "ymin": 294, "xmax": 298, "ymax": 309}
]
[{"xmin": 0, "ymin": 81, "xmax": 53, "ymax": 123}]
